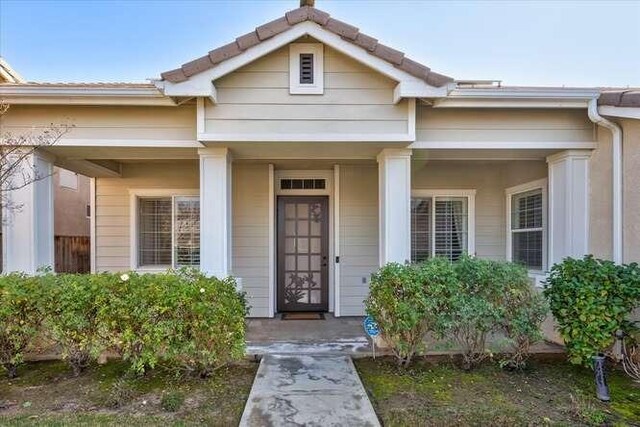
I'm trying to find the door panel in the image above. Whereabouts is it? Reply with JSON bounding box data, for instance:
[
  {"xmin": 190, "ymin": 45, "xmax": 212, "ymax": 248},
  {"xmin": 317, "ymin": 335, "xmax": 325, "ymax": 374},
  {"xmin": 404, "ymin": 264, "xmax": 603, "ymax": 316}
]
[{"xmin": 277, "ymin": 196, "xmax": 329, "ymax": 312}]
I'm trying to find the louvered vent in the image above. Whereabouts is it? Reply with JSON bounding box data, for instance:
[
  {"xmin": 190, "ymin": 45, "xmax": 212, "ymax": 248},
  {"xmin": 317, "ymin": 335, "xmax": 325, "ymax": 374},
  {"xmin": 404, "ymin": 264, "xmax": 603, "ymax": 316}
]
[{"xmin": 299, "ymin": 53, "xmax": 314, "ymax": 84}]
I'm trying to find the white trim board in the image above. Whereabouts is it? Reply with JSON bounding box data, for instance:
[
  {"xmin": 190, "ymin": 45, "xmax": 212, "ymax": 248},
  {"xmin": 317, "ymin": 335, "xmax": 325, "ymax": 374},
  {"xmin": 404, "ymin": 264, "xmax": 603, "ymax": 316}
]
[{"xmin": 409, "ymin": 141, "xmax": 597, "ymax": 150}]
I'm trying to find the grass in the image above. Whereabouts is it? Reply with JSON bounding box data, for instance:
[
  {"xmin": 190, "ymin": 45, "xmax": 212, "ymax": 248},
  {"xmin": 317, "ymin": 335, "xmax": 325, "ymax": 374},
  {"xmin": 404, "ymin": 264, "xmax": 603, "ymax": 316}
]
[
  {"xmin": 0, "ymin": 360, "xmax": 258, "ymax": 426},
  {"xmin": 355, "ymin": 356, "xmax": 640, "ymax": 427}
]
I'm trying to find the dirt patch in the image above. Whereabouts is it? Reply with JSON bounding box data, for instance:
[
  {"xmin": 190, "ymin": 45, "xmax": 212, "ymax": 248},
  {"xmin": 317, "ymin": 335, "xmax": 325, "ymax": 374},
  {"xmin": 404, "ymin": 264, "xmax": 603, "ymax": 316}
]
[
  {"xmin": 0, "ymin": 360, "xmax": 258, "ymax": 426},
  {"xmin": 355, "ymin": 356, "xmax": 640, "ymax": 426}
]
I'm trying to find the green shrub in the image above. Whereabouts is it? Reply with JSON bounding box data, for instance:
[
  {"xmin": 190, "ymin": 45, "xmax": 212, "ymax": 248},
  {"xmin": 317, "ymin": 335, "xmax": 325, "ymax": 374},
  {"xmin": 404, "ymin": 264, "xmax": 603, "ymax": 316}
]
[
  {"xmin": 0, "ymin": 273, "xmax": 47, "ymax": 378},
  {"xmin": 105, "ymin": 376, "xmax": 135, "ymax": 408},
  {"xmin": 544, "ymin": 255, "xmax": 640, "ymax": 366},
  {"xmin": 495, "ymin": 263, "xmax": 548, "ymax": 370},
  {"xmin": 161, "ymin": 390, "xmax": 185, "ymax": 412},
  {"xmin": 104, "ymin": 270, "xmax": 248, "ymax": 375},
  {"xmin": 44, "ymin": 273, "xmax": 113, "ymax": 376},
  {"xmin": 450, "ymin": 255, "xmax": 505, "ymax": 370},
  {"xmin": 365, "ymin": 259, "xmax": 460, "ymax": 366}
]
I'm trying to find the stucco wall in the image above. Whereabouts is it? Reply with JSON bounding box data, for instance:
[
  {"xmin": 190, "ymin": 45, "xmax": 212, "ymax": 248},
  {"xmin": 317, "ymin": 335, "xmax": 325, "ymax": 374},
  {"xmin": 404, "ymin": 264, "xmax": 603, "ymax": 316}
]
[
  {"xmin": 589, "ymin": 126, "xmax": 614, "ymax": 259},
  {"xmin": 54, "ymin": 167, "xmax": 90, "ymax": 236},
  {"xmin": 621, "ymin": 119, "xmax": 640, "ymax": 263}
]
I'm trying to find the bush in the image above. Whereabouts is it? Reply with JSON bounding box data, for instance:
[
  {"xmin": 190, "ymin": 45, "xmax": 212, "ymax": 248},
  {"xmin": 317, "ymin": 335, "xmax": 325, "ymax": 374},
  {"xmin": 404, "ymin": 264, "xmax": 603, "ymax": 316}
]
[
  {"xmin": 544, "ymin": 255, "xmax": 640, "ymax": 366},
  {"xmin": 0, "ymin": 273, "xmax": 47, "ymax": 378},
  {"xmin": 365, "ymin": 259, "xmax": 459, "ymax": 367},
  {"xmin": 104, "ymin": 269, "xmax": 248, "ymax": 375},
  {"xmin": 43, "ymin": 273, "xmax": 113, "ymax": 376}
]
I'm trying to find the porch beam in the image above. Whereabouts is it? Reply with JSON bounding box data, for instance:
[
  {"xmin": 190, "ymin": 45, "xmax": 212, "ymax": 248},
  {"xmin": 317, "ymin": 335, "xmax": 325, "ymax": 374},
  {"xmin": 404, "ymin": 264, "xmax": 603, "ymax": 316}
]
[
  {"xmin": 547, "ymin": 149, "xmax": 591, "ymax": 266},
  {"xmin": 198, "ymin": 147, "xmax": 232, "ymax": 278},
  {"xmin": 2, "ymin": 151, "xmax": 55, "ymax": 273},
  {"xmin": 377, "ymin": 148, "xmax": 412, "ymax": 265}
]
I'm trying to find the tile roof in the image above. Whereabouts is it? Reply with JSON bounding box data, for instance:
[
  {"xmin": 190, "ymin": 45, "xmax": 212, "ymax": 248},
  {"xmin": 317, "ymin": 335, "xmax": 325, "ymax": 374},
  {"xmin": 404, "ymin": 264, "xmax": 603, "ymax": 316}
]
[
  {"xmin": 598, "ymin": 90, "xmax": 640, "ymax": 107},
  {"xmin": 161, "ymin": 6, "xmax": 453, "ymax": 88}
]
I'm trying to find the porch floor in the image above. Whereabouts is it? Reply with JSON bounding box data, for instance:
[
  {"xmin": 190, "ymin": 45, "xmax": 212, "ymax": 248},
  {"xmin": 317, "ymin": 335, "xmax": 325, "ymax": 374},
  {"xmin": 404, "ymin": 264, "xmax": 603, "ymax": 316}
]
[{"xmin": 245, "ymin": 314, "xmax": 566, "ymax": 358}]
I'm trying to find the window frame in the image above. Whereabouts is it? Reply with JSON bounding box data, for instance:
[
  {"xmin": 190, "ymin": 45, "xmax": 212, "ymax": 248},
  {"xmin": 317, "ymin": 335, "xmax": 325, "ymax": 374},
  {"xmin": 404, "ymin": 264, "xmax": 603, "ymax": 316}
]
[
  {"xmin": 411, "ymin": 189, "xmax": 476, "ymax": 262},
  {"xmin": 505, "ymin": 178, "xmax": 548, "ymax": 274},
  {"xmin": 129, "ymin": 188, "xmax": 199, "ymax": 272},
  {"xmin": 289, "ymin": 43, "xmax": 324, "ymax": 95}
]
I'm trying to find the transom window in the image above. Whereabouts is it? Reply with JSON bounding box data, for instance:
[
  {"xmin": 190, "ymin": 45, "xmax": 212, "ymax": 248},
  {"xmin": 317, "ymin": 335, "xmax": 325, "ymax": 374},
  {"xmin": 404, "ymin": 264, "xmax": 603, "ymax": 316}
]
[
  {"xmin": 137, "ymin": 195, "xmax": 200, "ymax": 269},
  {"xmin": 506, "ymin": 179, "xmax": 547, "ymax": 272},
  {"xmin": 411, "ymin": 191, "xmax": 475, "ymax": 263}
]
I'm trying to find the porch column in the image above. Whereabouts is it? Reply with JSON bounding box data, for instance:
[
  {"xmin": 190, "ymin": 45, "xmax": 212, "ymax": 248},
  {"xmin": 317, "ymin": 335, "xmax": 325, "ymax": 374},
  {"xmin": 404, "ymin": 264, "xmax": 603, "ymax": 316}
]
[
  {"xmin": 2, "ymin": 151, "xmax": 55, "ymax": 273},
  {"xmin": 377, "ymin": 148, "xmax": 412, "ymax": 265},
  {"xmin": 199, "ymin": 147, "xmax": 232, "ymax": 278},
  {"xmin": 547, "ymin": 150, "xmax": 591, "ymax": 266}
]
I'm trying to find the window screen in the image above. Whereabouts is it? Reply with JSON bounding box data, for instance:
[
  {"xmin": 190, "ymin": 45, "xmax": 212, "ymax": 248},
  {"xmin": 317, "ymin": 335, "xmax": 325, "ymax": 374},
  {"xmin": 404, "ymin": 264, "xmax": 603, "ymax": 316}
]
[
  {"xmin": 299, "ymin": 53, "xmax": 314, "ymax": 84},
  {"xmin": 511, "ymin": 189, "xmax": 543, "ymax": 270},
  {"xmin": 138, "ymin": 196, "xmax": 200, "ymax": 268},
  {"xmin": 174, "ymin": 197, "xmax": 200, "ymax": 267},
  {"xmin": 411, "ymin": 196, "xmax": 468, "ymax": 263},
  {"xmin": 138, "ymin": 198, "xmax": 172, "ymax": 266}
]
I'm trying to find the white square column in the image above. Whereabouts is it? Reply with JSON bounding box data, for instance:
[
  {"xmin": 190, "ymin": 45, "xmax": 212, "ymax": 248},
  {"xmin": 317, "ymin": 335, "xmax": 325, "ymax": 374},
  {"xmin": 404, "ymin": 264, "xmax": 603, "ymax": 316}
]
[
  {"xmin": 2, "ymin": 151, "xmax": 55, "ymax": 273},
  {"xmin": 199, "ymin": 147, "xmax": 232, "ymax": 278},
  {"xmin": 547, "ymin": 150, "xmax": 591, "ymax": 266},
  {"xmin": 377, "ymin": 148, "xmax": 412, "ymax": 265}
]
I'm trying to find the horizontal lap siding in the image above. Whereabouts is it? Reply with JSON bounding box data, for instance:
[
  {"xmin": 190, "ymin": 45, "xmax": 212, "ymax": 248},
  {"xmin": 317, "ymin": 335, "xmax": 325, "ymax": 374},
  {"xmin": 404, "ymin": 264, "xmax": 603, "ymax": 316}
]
[
  {"xmin": 416, "ymin": 107, "xmax": 594, "ymax": 142},
  {"xmin": 412, "ymin": 160, "xmax": 547, "ymax": 260},
  {"xmin": 2, "ymin": 105, "xmax": 196, "ymax": 142},
  {"xmin": 95, "ymin": 161, "xmax": 199, "ymax": 272},
  {"xmin": 205, "ymin": 45, "xmax": 407, "ymax": 136},
  {"xmin": 339, "ymin": 164, "xmax": 378, "ymax": 316},
  {"xmin": 232, "ymin": 164, "xmax": 270, "ymax": 317}
]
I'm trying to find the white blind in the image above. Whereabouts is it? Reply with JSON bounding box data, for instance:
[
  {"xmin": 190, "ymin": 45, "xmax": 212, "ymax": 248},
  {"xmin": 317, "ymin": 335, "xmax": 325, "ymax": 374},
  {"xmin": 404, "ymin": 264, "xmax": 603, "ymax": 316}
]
[
  {"xmin": 138, "ymin": 198, "xmax": 172, "ymax": 266},
  {"xmin": 511, "ymin": 189, "xmax": 543, "ymax": 270},
  {"xmin": 174, "ymin": 197, "xmax": 200, "ymax": 267},
  {"xmin": 411, "ymin": 196, "xmax": 468, "ymax": 262}
]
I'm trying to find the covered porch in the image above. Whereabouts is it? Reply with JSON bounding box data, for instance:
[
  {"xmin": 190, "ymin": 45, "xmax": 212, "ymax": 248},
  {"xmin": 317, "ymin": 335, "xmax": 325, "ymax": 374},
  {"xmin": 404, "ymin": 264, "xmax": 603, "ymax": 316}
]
[{"xmin": 3, "ymin": 142, "xmax": 592, "ymax": 321}]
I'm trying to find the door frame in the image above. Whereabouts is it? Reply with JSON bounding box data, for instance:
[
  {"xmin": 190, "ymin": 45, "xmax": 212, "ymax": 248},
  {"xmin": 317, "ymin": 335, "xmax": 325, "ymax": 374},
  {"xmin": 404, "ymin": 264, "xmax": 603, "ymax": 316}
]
[
  {"xmin": 270, "ymin": 169, "xmax": 336, "ymax": 316},
  {"xmin": 277, "ymin": 195, "xmax": 329, "ymax": 312}
]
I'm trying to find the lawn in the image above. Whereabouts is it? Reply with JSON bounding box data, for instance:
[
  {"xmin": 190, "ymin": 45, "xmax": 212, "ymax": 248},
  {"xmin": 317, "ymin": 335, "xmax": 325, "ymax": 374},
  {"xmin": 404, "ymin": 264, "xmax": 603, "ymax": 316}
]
[
  {"xmin": 355, "ymin": 356, "xmax": 640, "ymax": 427},
  {"xmin": 0, "ymin": 360, "xmax": 258, "ymax": 426}
]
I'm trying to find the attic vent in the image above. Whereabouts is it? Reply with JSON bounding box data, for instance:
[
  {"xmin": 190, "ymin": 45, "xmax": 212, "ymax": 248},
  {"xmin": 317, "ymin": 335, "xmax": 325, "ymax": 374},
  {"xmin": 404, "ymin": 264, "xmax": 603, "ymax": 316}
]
[
  {"xmin": 280, "ymin": 179, "xmax": 326, "ymax": 190},
  {"xmin": 299, "ymin": 53, "xmax": 314, "ymax": 84}
]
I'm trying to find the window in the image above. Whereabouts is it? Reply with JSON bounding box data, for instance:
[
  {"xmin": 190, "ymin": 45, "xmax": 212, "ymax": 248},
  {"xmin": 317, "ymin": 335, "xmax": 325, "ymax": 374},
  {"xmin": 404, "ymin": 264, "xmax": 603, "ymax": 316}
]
[
  {"xmin": 136, "ymin": 195, "xmax": 200, "ymax": 269},
  {"xmin": 289, "ymin": 43, "xmax": 323, "ymax": 94},
  {"xmin": 411, "ymin": 191, "xmax": 475, "ymax": 262},
  {"xmin": 506, "ymin": 179, "xmax": 547, "ymax": 272},
  {"xmin": 280, "ymin": 178, "xmax": 325, "ymax": 190}
]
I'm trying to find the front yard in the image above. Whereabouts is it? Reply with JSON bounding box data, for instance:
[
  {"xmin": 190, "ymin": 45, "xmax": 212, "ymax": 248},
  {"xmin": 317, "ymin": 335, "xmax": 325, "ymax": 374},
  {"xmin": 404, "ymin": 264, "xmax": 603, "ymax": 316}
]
[
  {"xmin": 0, "ymin": 360, "xmax": 257, "ymax": 426},
  {"xmin": 355, "ymin": 356, "xmax": 640, "ymax": 426}
]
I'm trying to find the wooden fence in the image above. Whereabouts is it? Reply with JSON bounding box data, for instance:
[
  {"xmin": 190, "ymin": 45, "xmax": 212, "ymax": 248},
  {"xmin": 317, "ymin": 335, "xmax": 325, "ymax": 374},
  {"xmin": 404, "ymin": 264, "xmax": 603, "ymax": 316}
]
[{"xmin": 55, "ymin": 236, "xmax": 90, "ymax": 273}]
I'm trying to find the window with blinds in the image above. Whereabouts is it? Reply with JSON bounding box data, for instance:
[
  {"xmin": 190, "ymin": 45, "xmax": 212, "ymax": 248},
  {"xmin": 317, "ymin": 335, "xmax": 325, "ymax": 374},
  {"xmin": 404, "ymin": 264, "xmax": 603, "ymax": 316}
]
[
  {"xmin": 511, "ymin": 189, "xmax": 543, "ymax": 270},
  {"xmin": 411, "ymin": 196, "xmax": 469, "ymax": 262},
  {"xmin": 138, "ymin": 196, "xmax": 200, "ymax": 268}
]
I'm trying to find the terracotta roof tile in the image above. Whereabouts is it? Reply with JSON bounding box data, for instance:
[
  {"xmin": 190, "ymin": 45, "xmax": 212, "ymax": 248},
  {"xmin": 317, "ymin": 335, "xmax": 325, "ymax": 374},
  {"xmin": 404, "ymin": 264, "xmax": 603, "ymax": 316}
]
[
  {"xmin": 161, "ymin": 6, "xmax": 453, "ymax": 87},
  {"xmin": 209, "ymin": 41, "xmax": 243, "ymax": 64},
  {"xmin": 598, "ymin": 90, "xmax": 640, "ymax": 107},
  {"xmin": 324, "ymin": 18, "xmax": 359, "ymax": 40},
  {"xmin": 256, "ymin": 16, "xmax": 291, "ymax": 41}
]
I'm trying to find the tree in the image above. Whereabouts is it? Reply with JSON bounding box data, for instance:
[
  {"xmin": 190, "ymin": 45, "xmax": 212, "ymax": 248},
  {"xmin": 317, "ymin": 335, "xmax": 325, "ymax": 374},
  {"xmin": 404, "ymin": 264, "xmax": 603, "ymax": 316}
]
[{"xmin": 0, "ymin": 101, "xmax": 71, "ymax": 214}]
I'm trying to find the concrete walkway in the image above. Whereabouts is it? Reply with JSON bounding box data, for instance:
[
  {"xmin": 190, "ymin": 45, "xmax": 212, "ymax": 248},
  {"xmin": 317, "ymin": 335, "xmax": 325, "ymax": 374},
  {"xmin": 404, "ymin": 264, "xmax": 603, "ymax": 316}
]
[{"xmin": 239, "ymin": 354, "xmax": 380, "ymax": 427}]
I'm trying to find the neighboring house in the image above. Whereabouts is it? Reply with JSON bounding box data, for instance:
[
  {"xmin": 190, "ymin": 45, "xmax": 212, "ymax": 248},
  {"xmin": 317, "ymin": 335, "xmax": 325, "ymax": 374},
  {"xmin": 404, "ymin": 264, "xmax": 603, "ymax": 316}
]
[
  {"xmin": 0, "ymin": 4, "xmax": 638, "ymax": 317},
  {"xmin": 0, "ymin": 58, "xmax": 91, "ymax": 273}
]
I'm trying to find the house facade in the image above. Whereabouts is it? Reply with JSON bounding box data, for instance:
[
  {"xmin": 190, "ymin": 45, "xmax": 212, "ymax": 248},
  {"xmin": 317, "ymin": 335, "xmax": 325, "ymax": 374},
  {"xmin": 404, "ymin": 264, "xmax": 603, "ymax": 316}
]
[{"xmin": 1, "ymin": 5, "xmax": 638, "ymax": 317}]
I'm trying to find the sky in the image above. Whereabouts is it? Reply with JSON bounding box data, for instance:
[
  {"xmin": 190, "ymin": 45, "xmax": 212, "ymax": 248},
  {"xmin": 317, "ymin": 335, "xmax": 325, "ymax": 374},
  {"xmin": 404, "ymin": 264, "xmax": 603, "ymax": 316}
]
[{"xmin": 0, "ymin": 0, "xmax": 639, "ymax": 87}]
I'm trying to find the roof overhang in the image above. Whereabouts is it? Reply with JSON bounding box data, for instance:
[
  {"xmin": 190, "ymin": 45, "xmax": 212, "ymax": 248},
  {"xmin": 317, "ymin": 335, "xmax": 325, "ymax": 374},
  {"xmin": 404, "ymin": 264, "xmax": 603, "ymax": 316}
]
[
  {"xmin": 0, "ymin": 84, "xmax": 177, "ymax": 106},
  {"xmin": 598, "ymin": 106, "xmax": 640, "ymax": 120},
  {"xmin": 431, "ymin": 86, "xmax": 601, "ymax": 109},
  {"xmin": 154, "ymin": 21, "xmax": 447, "ymax": 104}
]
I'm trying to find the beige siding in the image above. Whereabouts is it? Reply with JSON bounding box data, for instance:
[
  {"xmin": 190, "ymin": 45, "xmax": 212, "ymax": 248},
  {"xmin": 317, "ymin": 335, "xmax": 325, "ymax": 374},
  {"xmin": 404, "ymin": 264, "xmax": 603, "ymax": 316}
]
[
  {"xmin": 205, "ymin": 45, "xmax": 408, "ymax": 136},
  {"xmin": 1, "ymin": 104, "xmax": 196, "ymax": 142},
  {"xmin": 621, "ymin": 119, "xmax": 640, "ymax": 263},
  {"xmin": 412, "ymin": 160, "xmax": 547, "ymax": 260},
  {"xmin": 416, "ymin": 106, "xmax": 594, "ymax": 142},
  {"xmin": 339, "ymin": 164, "xmax": 379, "ymax": 316},
  {"xmin": 95, "ymin": 161, "xmax": 199, "ymax": 272},
  {"xmin": 589, "ymin": 126, "xmax": 614, "ymax": 259},
  {"xmin": 232, "ymin": 164, "xmax": 270, "ymax": 317}
]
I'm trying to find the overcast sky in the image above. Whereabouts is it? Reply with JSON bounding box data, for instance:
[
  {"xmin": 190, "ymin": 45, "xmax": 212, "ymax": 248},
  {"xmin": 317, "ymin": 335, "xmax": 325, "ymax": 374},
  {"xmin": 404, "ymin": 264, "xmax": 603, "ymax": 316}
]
[{"xmin": 1, "ymin": 0, "xmax": 639, "ymax": 87}]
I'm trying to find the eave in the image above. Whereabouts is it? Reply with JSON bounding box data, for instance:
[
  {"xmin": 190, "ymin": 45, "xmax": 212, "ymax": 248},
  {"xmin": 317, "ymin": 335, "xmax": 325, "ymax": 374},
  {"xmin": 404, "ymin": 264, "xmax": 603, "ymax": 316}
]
[{"xmin": 0, "ymin": 84, "xmax": 177, "ymax": 106}]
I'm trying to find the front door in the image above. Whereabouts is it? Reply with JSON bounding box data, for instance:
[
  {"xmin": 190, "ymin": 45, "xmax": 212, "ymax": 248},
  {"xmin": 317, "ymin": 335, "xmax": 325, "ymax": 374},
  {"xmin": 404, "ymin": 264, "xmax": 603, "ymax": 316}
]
[{"xmin": 277, "ymin": 196, "xmax": 329, "ymax": 312}]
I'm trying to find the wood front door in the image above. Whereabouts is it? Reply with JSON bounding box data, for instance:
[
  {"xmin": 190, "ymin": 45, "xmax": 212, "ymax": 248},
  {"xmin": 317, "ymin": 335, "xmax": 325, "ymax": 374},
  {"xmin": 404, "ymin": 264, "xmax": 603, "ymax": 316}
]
[{"xmin": 277, "ymin": 196, "xmax": 329, "ymax": 312}]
